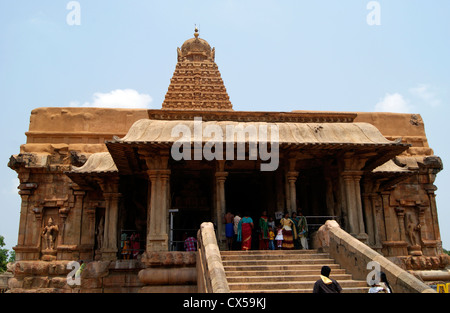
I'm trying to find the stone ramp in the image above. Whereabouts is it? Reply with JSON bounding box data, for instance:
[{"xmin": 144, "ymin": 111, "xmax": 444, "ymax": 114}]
[{"xmin": 221, "ymin": 250, "xmax": 370, "ymax": 293}]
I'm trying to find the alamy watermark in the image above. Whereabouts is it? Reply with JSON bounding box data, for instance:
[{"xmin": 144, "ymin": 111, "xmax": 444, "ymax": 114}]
[
  {"xmin": 64, "ymin": 2, "xmax": 380, "ymax": 28},
  {"xmin": 66, "ymin": 261, "xmax": 82, "ymax": 286},
  {"xmin": 366, "ymin": 260, "xmax": 381, "ymax": 286},
  {"xmin": 171, "ymin": 117, "xmax": 280, "ymax": 172},
  {"xmin": 366, "ymin": 1, "xmax": 381, "ymax": 26},
  {"xmin": 66, "ymin": 1, "xmax": 81, "ymax": 26}
]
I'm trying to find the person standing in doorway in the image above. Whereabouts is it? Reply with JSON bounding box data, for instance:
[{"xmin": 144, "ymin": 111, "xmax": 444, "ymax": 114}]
[
  {"xmin": 290, "ymin": 212, "xmax": 300, "ymax": 249},
  {"xmin": 259, "ymin": 211, "xmax": 269, "ymax": 250},
  {"xmin": 237, "ymin": 212, "xmax": 254, "ymax": 251},
  {"xmin": 280, "ymin": 213, "xmax": 297, "ymax": 250},
  {"xmin": 268, "ymin": 226, "xmax": 275, "ymax": 250},
  {"xmin": 297, "ymin": 211, "xmax": 309, "ymax": 250},
  {"xmin": 275, "ymin": 225, "xmax": 283, "ymax": 249},
  {"xmin": 184, "ymin": 234, "xmax": 197, "ymax": 252},
  {"xmin": 233, "ymin": 212, "xmax": 241, "ymax": 250},
  {"xmin": 224, "ymin": 211, "xmax": 235, "ymax": 251}
]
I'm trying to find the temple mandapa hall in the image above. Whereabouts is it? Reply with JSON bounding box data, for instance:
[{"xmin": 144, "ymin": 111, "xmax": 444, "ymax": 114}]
[{"xmin": 6, "ymin": 29, "xmax": 449, "ymax": 293}]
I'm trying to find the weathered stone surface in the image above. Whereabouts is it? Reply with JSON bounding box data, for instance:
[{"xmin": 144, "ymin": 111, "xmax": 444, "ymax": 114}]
[
  {"xmin": 141, "ymin": 252, "xmax": 196, "ymax": 267},
  {"xmin": 138, "ymin": 268, "xmax": 196, "ymax": 286},
  {"xmin": 140, "ymin": 285, "xmax": 197, "ymax": 293},
  {"xmin": 82, "ymin": 261, "xmax": 111, "ymax": 279}
]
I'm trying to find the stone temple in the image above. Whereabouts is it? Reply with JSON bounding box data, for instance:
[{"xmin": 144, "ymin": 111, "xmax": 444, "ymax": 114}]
[{"xmin": 6, "ymin": 29, "xmax": 449, "ymax": 293}]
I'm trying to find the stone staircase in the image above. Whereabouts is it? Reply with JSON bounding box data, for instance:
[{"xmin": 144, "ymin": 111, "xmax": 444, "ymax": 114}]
[{"xmin": 221, "ymin": 249, "xmax": 369, "ymax": 293}]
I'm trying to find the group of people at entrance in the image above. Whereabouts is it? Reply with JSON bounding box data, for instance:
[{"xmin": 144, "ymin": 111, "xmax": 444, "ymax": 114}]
[{"xmin": 224, "ymin": 211, "xmax": 309, "ymax": 251}]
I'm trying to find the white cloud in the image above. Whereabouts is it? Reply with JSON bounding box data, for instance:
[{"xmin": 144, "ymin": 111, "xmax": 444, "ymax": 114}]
[
  {"xmin": 409, "ymin": 84, "xmax": 441, "ymax": 108},
  {"xmin": 70, "ymin": 89, "xmax": 153, "ymax": 109},
  {"xmin": 1, "ymin": 178, "xmax": 19, "ymax": 195},
  {"xmin": 374, "ymin": 93, "xmax": 413, "ymax": 113}
]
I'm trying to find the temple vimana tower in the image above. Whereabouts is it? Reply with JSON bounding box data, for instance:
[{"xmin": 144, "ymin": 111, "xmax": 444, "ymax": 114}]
[{"xmin": 6, "ymin": 29, "xmax": 448, "ymax": 293}]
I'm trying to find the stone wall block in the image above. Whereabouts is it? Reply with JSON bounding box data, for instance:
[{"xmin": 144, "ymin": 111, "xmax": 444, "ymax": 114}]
[
  {"xmin": 138, "ymin": 268, "xmax": 196, "ymax": 286},
  {"xmin": 82, "ymin": 260, "xmax": 111, "ymax": 278}
]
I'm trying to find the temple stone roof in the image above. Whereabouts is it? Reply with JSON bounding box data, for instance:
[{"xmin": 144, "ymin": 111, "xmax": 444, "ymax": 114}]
[
  {"xmin": 105, "ymin": 119, "xmax": 410, "ymax": 175},
  {"xmin": 71, "ymin": 152, "xmax": 118, "ymax": 174},
  {"xmin": 372, "ymin": 159, "xmax": 413, "ymax": 174},
  {"xmin": 161, "ymin": 28, "xmax": 233, "ymax": 111},
  {"xmin": 113, "ymin": 119, "xmax": 406, "ymax": 146}
]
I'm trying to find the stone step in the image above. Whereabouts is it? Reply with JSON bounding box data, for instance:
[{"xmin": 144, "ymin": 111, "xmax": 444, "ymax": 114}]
[
  {"xmin": 221, "ymin": 249, "xmax": 319, "ymax": 256},
  {"xmin": 230, "ymin": 287, "xmax": 370, "ymax": 293},
  {"xmin": 228, "ymin": 279, "xmax": 368, "ymax": 291},
  {"xmin": 220, "ymin": 249, "xmax": 369, "ymax": 293},
  {"xmin": 221, "ymin": 252, "xmax": 330, "ymax": 261},
  {"xmin": 223, "ymin": 263, "xmax": 342, "ymax": 272},
  {"xmin": 222, "ymin": 258, "xmax": 336, "ymax": 267},
  {"xmin": 226, "ymin": 273, "xmax": 354, "ymax": 283},
  {"xmin": 225, "ymin": 268, "xmax": 348, "ymax": 277}
]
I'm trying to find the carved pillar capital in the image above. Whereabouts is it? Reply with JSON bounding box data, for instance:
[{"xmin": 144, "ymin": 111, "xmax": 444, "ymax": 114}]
[
  {"xmin": 215, "ymin": 171, "xmax": 228, "ymax": 182},
  {"xmin": 286, "ymin": 171, "xmax": 299, "ymax": 182}
]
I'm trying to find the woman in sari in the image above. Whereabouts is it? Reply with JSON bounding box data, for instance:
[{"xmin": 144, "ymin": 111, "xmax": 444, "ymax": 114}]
[
  {"xmin": 297, "ymin": 212, "xmax": 309, "ymax": 249},
  {"xmin": 290, "ymin": 212, "xmax": 300, "ymax": 249},
  {"xmin": 237, "ymin": 213, "xmax": 254, "ymax": 251},
  {"xmin": 259, "ymin": 211, "xmax": 269, "ymax": 250},
  {"xmin": 280, "ymin": 213, "xmax": 297, "ymax": 250}
]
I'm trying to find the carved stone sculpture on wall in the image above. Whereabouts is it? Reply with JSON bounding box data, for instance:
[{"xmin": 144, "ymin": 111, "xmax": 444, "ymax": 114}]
[
  {"xmin": 406, "ymin": 212, "xmax": 422, "ymax": 256},
  {"xmin": 41, "ymin": 217, "xmax": 59, "ymax": 261},
  {"xmin": 42, "ymin": 217, "xmax": 59, "ymax": 251}
]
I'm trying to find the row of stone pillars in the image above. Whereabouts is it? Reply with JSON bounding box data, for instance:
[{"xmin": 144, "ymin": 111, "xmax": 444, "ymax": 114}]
[{"xmin": 97, "ymin": 152, "xmax": 371, "ymax": 258}]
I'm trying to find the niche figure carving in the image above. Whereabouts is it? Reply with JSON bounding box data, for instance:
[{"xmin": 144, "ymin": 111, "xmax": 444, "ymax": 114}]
[
  {"xmin": 41, "ymin": 217, "xmax": 59, "ymax": 251},
  {"xmin": 406, "ymin": 213, "xmax": 421, "ymax": 247}
]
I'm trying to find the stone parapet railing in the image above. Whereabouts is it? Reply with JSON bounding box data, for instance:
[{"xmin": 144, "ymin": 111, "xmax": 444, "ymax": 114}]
[
  {"xmin": 313, "ymin": 220, "xmax": 435, "ymax": 293},
  {"xmin": 197, "ymin": 222, "xmax": 229, "ymax": 293}
]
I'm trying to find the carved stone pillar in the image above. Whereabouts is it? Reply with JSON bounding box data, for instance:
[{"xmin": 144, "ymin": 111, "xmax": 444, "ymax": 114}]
[
  {"xmin": 362, "ymin": 193, "xmax": 374, "ymax": 244},
  {"xmin": 395, "ymin": 206, "xmax": 406, "ymax": 242},
  {"xmin": 353, "ymin": 174, "xmax": 367, "ymax": 241},
  {"xmin": 15, "ymin": 182, "xmax": 38, "ymax": 261},
  {"xmin": 286, "ymin": 158, "xmax": 298, "ymax": 215},
  {"xmin": 141, "ymin": 150, "xmax": 171, "ymax": 252},
  {"xmin": 342, "ymin": 174, "xmax": 358, "ymax": 236},
  {"xmin": 287, "ymin": 171, "xmax": 299, "ymax": 216},
  {"xmin": 97, "ymin": 176, "xmax": 121, "ymax": 260},
  {"xmin": 71, "ymin": 187, "xmax": 86, "ymax": 247},
  {"xmin": 370, "ymin": 194, "xmax": 382, "ymax": 250},
  {"xmin": 102, "ymin": 192, "xmax": 121, "ymax": 260},
  {"xmin": 85, "ymin": 206, "xmax": 96, "ymax": 252},
  {"xmin": 425, "ymin": 186, "xmax": 442, "ymax": 254},
  {"xmin": 215, "ymin": 171, "xmax": 228, "ymax": 247},
  {"xmin": 214, "ymin": 160, "xmax": 228, "ymax": 248},
  {"xmin": 340, "ymin": 154, "xmax": 368, "ymax": 242},
  {"xmin": 380, "ymin": 191, "xmax": 408, "ymax": 256}
]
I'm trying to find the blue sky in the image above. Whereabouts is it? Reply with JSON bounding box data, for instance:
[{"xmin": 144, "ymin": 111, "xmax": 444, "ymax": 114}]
[{"xmin": 0, "ymin": 0, "xmax": 449, "ymax": 252}]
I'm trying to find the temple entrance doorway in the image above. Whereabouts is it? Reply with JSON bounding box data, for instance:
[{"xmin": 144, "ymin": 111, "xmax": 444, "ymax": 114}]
[
  {"xmin": 118, "ymin": 176, "xmax": 148, "ymax": 259},
  {"xmin": 225, "ymin": 170, "xmax": 279, "ymax": 250},
  {"xmin": 170, "ymin": 167, "xmax": 214, "ymax": 251},
  {"xmin": 296, "ymin": 165, "xmax": 333, "ymax": 234},
  {"xmin": 225, "ymin": 170, "xmax": 278, "ymax": 220}
]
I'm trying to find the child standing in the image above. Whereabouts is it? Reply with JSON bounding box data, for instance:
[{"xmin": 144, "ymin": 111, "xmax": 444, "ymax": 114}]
[
  {"xmin": 268, "ymin": 216, "xmax": 275, "ymax": 230},
  {"xmin": 268, "ymin": 226, "xmax": 275, "ymax": 250},
  {"xmin": 275, "ymin": 225, "xmax": 283, "ymax": 250}
]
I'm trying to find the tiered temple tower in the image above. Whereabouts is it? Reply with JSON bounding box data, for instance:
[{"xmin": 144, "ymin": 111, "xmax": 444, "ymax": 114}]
[{"xmin": 162, "ymin": 28, "xmax": 233, "ymax": 111}]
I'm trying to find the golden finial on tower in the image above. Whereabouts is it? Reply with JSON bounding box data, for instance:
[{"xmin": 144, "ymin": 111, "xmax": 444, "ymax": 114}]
[{"xmin": 194, "ymin": 25, "xmax": 199, "ymax": 38}]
